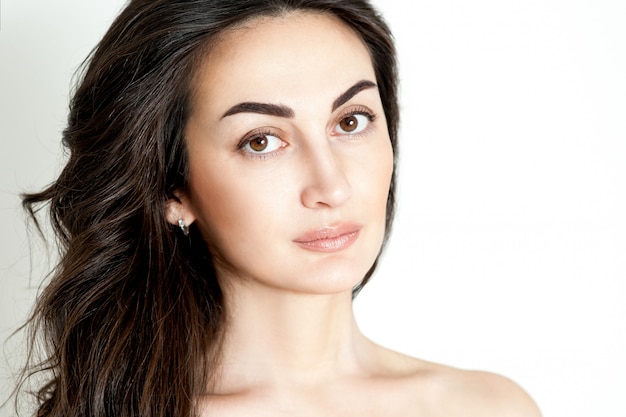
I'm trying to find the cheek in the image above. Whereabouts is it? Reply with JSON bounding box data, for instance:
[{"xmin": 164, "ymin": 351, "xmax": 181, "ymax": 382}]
[
  {"xmin": 356, "ymin": 139, "xmax": 394, "ymax": 207},
  {"xmin": 187, "ymin": 160, "xmax": 289, "ymax": 243},
  {"xmin": 368, "ymin": 139, "xmax": 394, "ymax": 240},
  {"xmin": 381, "ymin": 141, "xmax": 395, "ymax": 192},
  {"xmin": 186, "ymin": 160, "xmax": 242, "ymax": 241}
]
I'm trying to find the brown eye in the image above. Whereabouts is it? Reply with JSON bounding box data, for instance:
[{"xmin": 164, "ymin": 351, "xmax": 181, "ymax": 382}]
[
  {"xmin": 335, "ymin": 113, "xmax": 370, "ymax": 135},
  {"xmin": 242, "ymin": 133, "xmax": 284, "ymax": 156},
  {"xmin": 339, "ymin": 115, "xmax": 359, "ymax": 132},
  {"xmin": 249, "ymin": 136, "xmax": 268, "ymax": 152}
]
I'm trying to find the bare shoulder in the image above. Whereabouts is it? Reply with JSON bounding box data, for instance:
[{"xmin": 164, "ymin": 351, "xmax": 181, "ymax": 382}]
[
  {"xmin": 373, "ymin": 347, "xmax": 542, "ymax": 417},
  {"xmin": 430, "ymin": 367, "xmax": 542, "ymax": 417}
]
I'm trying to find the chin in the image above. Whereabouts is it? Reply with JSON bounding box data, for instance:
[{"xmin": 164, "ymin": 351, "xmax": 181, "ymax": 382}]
[{"xmin": 280, "ymin": 256, "xmax": 379, "ymax": 295}]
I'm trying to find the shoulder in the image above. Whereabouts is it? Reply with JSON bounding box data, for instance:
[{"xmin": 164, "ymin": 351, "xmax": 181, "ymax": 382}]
[
  {"xmin": 370, "ymin": 347, "xmax": 541, "ymax": 417},
  {"xmin": 409, "ymin": 361, "xmax": 542, "ymax": 417},
  {"xmin": 436, "ymin": 368, "xmax": 541, "ymax": 417}
]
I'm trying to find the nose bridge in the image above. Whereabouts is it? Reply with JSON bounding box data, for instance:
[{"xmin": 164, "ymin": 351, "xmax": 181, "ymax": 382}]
[{"xmin": 300, "ymin": 133, "xmax": 351, "ymax": 209}]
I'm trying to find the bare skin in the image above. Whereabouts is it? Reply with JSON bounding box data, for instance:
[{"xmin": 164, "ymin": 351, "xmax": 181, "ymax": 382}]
[
  {"xmin": 167, "ymin": 11, "xmax": 542, "ymax": 417},
  {"xmin": 196, "ymin": 291, "xmax": 540, "ymax": 417}
]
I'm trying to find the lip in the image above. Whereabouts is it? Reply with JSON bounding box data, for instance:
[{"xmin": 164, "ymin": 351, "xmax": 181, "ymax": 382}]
[{"xmin": 293, "ymin": 222, "xmax": 362, "ymax": 253}]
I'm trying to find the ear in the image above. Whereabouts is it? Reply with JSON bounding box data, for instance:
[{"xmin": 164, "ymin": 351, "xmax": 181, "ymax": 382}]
[{"xmin": 165, "ymin": 191, "xmax": 196, "ymax": 227}]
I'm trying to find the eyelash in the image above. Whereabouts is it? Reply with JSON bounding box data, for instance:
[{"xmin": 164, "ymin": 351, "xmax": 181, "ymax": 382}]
[
  {"xmin": 236, "ymin": 106, "xmax": 378, "ymax": 160},
  {"xmin": 236, "ymin": 128, "xmax": 285, "ymax": 160},
  {"xmin": 333, "ymin": 106, "xmax": 378, "ymax": 137}
]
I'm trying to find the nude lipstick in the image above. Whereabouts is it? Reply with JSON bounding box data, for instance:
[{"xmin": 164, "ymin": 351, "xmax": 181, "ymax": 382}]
[{"xmin": 293, "ymin": 223, "xmax": 361, "ymax": 253}]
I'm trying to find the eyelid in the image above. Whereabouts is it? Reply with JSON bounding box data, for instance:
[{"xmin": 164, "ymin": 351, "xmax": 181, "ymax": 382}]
[
  {"xmin": 236, "ymin": 128, "xmax": 287, "ymax": 160},
  {"xmin": 331, "ymin": 105, "xmax": 378, "ymax": 136}
]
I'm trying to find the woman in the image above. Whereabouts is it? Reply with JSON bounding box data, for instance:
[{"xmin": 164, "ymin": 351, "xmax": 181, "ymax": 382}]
[{"xmin": 18, "ymin": 0, "xmax": 541, "ymax": 416}]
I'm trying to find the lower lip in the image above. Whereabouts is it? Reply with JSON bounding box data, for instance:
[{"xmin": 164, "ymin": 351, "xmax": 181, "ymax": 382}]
[{"xmin": 294, "ymin": 230, "xmax": 360, "ymax": 253}]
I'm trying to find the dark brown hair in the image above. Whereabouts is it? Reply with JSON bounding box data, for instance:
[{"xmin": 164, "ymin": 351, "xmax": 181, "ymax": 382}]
[{"xmin": 19, "ymin": 1, "xmax": 398, "ymax": 416}]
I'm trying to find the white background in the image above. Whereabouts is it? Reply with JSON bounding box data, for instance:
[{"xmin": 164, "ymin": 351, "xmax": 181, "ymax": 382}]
[{"xmin": 1, "ymin": 1, "xmax": 624, "ymax": 416}]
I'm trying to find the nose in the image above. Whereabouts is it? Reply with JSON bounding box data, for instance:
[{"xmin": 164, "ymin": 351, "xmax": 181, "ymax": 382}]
[{"xmin": 300, "ymin": 142, "xmax": 352, "ymax": 209}]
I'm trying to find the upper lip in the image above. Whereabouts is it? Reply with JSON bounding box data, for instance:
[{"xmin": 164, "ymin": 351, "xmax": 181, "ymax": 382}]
[{"xmin": 293, "ymin": 222, "xmax": 362, "ymax": 243}]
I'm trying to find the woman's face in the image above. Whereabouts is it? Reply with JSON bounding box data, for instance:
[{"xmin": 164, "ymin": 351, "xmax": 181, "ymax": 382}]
[{"xmin": 174, "ymin": 12, "xmax": 393, "ymax": 294}]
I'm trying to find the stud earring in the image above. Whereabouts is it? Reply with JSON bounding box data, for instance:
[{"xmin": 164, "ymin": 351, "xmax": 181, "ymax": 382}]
[{"xmin": 178, "ymin": 219, "xmax": 189, "ymax": 236}]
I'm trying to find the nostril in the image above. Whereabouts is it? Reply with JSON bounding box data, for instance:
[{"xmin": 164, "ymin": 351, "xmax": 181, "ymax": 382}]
[{"xmin": 300, "ymin": 173, "xmax": 351, "ymax": 209}]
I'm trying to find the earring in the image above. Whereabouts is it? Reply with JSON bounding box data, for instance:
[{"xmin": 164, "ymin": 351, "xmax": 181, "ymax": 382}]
[{"xmin": 178, "ymin": 219, "xmax": 189, "ymax": 236}]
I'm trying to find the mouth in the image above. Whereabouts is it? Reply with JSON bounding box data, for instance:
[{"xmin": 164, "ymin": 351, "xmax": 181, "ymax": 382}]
[{"xmin": 293, "ymin": 223, "xmax": 362, "ymax": 253}]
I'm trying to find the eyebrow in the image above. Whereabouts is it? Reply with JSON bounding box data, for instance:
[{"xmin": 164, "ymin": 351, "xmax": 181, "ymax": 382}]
[
  {"xmin": 331, "ymin": 80, "xmax": 377, "ymax": 111},
  {"xmin": 221, "ymin": 102, "xmax": 294, "ymax": 119},
  {"xmin": 220, "ymin": 79, "xmax": 378, "ymax": 119}
]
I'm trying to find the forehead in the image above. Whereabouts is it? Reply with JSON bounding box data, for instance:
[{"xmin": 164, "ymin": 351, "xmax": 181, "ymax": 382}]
[{"xmin": 191, "ymin": 12, "xmax": 376, "ymax": 116}]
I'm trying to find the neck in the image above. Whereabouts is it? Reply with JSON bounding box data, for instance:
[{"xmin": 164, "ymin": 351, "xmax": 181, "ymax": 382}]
[{"xmin": 213, "ymin": 280, "xmax": 371, "ymax": 392}]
